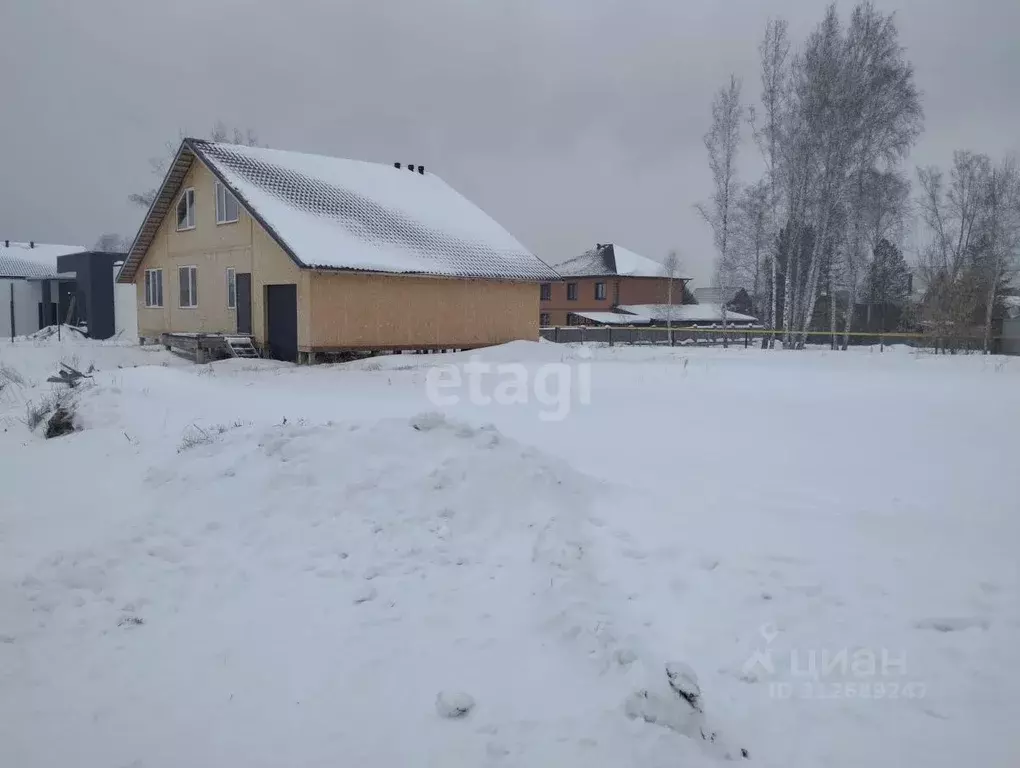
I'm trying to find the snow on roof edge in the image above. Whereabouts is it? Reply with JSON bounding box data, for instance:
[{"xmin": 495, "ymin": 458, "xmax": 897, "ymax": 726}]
[
  {"xmin": 0, "ymin": 242, "xmax": 87, "ymax": 279},
  {"xmin": 190, "ymin": 140, "xmax": 560, "ymax": 282}
]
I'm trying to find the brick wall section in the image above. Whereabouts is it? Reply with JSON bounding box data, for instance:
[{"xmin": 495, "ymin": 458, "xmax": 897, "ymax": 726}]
[
  {"xmin": 539, "ymin": 276, "xmax": 689, "ymax": 325},
  {"xmin": 618, "ymin": 277, "xmax": 688, "ymax": 305}
]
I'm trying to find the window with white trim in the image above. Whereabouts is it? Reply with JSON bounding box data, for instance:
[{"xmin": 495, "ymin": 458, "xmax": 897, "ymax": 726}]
[
  {"xmin": 179, "ymin": 265, "xmax": 198, "ymax": 308},
  {"xmin": 176, "ymin": 188, "xmax": 195, "ymax": 230},
  {"xmin": 226, "ymin": 267, "xmax": 237, "ymax": 309},
  {"xmin": 144, "ymin": 268, "xmax": 163, "ymax": 307},
  {"xmin": 215, "ymin": 181, "xmax": 239, "ymax": 224}
]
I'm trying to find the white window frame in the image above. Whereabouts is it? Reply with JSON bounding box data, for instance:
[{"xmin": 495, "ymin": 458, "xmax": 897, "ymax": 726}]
[
  {"xmin": 215, "ymin": 181, "xmax": 239, "ymax": 225},
  {"xmin": 226, "ymin": 267, "xmax": 237, "ymax": 310},
  {"xmin": 144, "ymin": 268, "xmax": 163, "ymax": 308},
  {"xmin": 179, "ymin": 265, "xmax": 198, "ymax": 309},
  {"xmin": 176, "ymin": 188, "xmax": 196, "ymax": 231}
]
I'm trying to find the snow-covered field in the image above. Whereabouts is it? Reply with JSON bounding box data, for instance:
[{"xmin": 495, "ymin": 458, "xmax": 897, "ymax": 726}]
[{"xmin": 1, "ymin": 336, "xmax": 1018, "ymax": 767}]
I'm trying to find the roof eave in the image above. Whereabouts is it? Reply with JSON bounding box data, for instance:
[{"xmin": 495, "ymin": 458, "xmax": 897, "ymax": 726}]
[
  {"xmin": 117, "ymin": 141, "xmax": 195, "ymax": 283},
  {"xmin": 306, "ymin": 264, "xmax": 559, "ymax": 282}
]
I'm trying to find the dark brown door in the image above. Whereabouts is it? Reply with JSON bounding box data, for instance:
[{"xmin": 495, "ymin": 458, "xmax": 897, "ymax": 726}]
[
  {"xmin": 236, "ymin": 273, "xmax": 252, "ymax": 334},
  {"xmin": 265, "ymin": 284, "xmax": 298, "ymax": 362}
]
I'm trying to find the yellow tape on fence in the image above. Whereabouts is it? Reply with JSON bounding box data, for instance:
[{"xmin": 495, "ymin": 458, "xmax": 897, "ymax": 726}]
[{"xmin": 541, "ymin": 327, "xmax": 996, "ymax": 341}]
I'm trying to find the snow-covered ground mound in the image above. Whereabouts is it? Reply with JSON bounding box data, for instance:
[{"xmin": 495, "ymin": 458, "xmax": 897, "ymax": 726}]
[
  {"xmin": 0, "ymin": 403, "xmax": 724, "ymax": 765},
  {"xmin": 1, "ymin": 336, "xmax": 1018, "ymax": 766}
]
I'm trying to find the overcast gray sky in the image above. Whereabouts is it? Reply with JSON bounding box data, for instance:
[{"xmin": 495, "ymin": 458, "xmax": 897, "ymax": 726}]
[{"xmin": 2, "ymin": 0, "xmax": 1018, "ymax": 286}]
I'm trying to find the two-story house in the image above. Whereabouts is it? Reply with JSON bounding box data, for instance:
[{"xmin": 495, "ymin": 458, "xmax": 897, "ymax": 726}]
[
  {"xmin": 117, "ymin": 139, "xmax": 558, "ymax": 361},
  {"xmin": 539, "ymin": 243, "xmax": 689, "ymax": 326}
]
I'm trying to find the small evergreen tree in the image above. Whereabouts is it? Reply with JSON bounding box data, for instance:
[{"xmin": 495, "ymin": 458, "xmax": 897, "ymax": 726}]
[
  {"xmin": 728, "ymin": 288, "xmax": 754, "ymax": 316},
  {"xmin": 865, "ymin": 239, "xmax": 912, "ymax": 331}
]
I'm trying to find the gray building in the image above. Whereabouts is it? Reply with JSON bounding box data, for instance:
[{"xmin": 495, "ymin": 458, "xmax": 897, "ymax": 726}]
[{"xmin": 56, "ymin": 251, "xmax": 125, "ymax": 339}]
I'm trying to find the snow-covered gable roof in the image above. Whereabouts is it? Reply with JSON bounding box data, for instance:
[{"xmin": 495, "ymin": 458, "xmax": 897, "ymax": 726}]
[
  {"xmin": 618, "ymin": 304, "xmax": 759, "ymax": 324},
  {"xmin": 693, "ymin": 286, "xmax": 744, "ymax": 304},
  {"xmin": 572, "ymin": 311, "xmax": 651, "ymax": 325},
  {"xmin": 554, "ymin": 244, "xmax": 680, "ymax": 278},
  {"xmin": 0, "ymin": 242, "xmax": 85, "ymax": 279},
  {"xmin": 192, "ymin": 141, "xmax": 557, "ymax": 281}
]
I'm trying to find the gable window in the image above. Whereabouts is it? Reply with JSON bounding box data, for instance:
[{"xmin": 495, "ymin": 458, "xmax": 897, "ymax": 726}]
[
  {"xmin": 215, "ymin": 181, "xmax": 240, "ymax": 224},
  {"xmin": 226, "ymin": 267, "xmax": 237, "ymax": 309},
  {"xmin": 540, "ymin": 312, "xmax": 550, "ymax": 326},
  {"xmin": 176, "ymin": 188, "xmax": 195, "ymax": 230},
  {"xmin": 595, "ymin": 281, "xmax": 606, "ymax": 300},
  {"xmin": 179, "ymin": 265, "xmax": 198, "ymax": 308},
  {"xmin": 144, "ymin": 268, "xmax": 163, "ymax": 308},
  {"xmin": 540, "ymin": 283, "xmax": 551, "ymax": 301},
  {"xmin": 566, "ymin": 282, "xmax": 578, "ymax": 301}
]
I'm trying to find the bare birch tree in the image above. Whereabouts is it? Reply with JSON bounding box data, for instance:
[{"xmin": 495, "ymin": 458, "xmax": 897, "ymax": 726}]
[
  {"xmin": 663, "ymin": 250, "xmax": 682, "ymax": 344},
  {"xmin": 835, "ymin": 4, "xmax": 922, "ymax": 349},
  {"xmin": 734, "ymin": 180, "xmax": 771, "ymax": 318},
  {"xmin": 697, "ymin": 75, "xmax": 744, "ymax": 347},
  {"xmin": 709, "ymin": 3, "xmax": 920, "ymax": 350},
  {"xmin": 130, "ymin": 121, "xmax": 261, "ymax": 208},
  {"xmin": 754, "ymin": 18, "xmax": 791, "ymax": 347},
  {"xmin": 93, "ymin": 233, "xmax": 130, "ymax": 252},
  {"xmin": 917, "ymin": 152, "xmax": 991, "ymax": 342},
  {"xmin": 977, "ymin": 157, "xmax": 1020, "ymax": 351}
]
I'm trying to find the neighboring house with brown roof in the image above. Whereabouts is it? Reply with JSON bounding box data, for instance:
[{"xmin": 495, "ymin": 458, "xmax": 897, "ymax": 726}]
[
  {"xmin": 117, "ymin": 139, "xmax": 558, "ymax": 361},
  {"xmin": 539, "ymin": 243, "xmax": 689, "ymax": 326}
]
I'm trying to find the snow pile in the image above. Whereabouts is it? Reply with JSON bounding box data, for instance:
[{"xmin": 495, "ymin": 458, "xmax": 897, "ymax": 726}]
[
  {"xmin": 0, "ymin": 334, "xmax": 179, "ymax": 398},
  {"xmin": 339, "ymin": 339, "xmax": 588, "ymax": 372},
  {"xmin": 1, "ymin": 338, "xmax": 1018, "ymax": 767},
  {"xmin": 0, "ymin": 384, "xmax": 723, "ymax": 765}
]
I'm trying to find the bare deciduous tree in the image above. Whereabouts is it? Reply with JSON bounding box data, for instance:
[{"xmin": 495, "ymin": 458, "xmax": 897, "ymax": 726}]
[
  {"xmin": 663, "ymin": 250, "xmax": 682, "ymax": 343},
  {"xmin": 741, "ymin": 2, "xmax": 921, "ymax": 350},
  {"xmin": 834, "ymin": 4, "xmax": 922, "ymax": 349},
  {"xmin": 977, "ymin": 157, "xmax": 1020, "ymax": 351},
  {"xmin": 733, "ymin": 180, "xmax": 771, "ymax": 317},
  {"xmin": 130, "ymin": 121, "xmax": 261, "ymax": 208},
  {"xmin": 916, "ymin": 151, "xmax": 991, "ymax": 343},
  {"xmin": 697, "ymin": 75, "xmax": 744, "ymax": 346},
  {"xmin": 754, "ymin": 18, "xmax": 791, "ymax": 347},
  {"xmin": 93, "ymin": 233, "xmax": 130, "ymax": 252}
]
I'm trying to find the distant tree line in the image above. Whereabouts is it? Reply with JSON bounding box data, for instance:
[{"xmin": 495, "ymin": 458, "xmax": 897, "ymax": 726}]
[{"xmin": 697, "ymin": 2, "xmax": 1020, "ymax": 352}]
